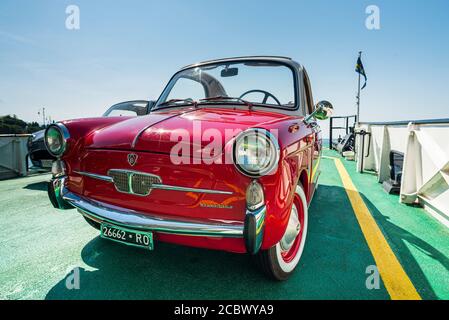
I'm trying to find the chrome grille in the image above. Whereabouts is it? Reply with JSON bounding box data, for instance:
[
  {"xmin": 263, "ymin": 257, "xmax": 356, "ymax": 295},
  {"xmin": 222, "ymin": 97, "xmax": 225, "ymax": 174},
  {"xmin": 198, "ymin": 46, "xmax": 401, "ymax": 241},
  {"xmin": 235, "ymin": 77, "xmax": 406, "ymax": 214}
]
[
  {"xmin": 108, "ymin": 170, "xmax": 130, "ymax": 193},
  {"xmin": 131, "ymin": 174, "xmax": 161, "ymax": 196},
  {"xmin": 107, "ymin": 169, "xmax": 162, "ymax": 196}
]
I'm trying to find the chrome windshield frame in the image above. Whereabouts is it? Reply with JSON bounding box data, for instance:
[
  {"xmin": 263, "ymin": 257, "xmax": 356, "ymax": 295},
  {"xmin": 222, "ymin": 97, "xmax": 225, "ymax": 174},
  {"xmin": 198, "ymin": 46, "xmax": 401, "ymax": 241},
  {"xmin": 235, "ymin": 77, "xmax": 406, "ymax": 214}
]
[{"xmin": 153, "ymin": 57, "xmax": 301, "ymax": 113}]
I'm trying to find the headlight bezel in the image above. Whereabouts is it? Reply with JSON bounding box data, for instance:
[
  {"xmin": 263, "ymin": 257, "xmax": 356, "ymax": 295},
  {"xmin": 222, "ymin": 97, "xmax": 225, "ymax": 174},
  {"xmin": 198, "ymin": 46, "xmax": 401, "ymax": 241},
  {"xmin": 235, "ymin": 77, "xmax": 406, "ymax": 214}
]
[
  {"xmin": 44, "ymin": 123, "xmax": 70, "ymax": 157},
  {"xmin": 233, "ymin": 128, "xmax": 280, "ymax": 178}
]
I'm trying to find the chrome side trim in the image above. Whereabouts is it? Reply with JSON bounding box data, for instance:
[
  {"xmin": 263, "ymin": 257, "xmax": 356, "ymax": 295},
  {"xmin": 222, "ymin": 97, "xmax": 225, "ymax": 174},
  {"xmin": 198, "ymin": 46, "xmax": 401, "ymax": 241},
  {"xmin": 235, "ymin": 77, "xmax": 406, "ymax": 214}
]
[
  {"xmin": 61, "ymin": 190, "xmax": 244, "ymax": 238},
  {"xmin": 74, "ymin": 170, "xmax": 233, "ymax": 195},
  {"xmin": 74, "ymin": 171, "xmax": 113, "ymax": 182},
  {"xmin": 151, "ymin": 184, "xmax": 232, "ymax": 195}
]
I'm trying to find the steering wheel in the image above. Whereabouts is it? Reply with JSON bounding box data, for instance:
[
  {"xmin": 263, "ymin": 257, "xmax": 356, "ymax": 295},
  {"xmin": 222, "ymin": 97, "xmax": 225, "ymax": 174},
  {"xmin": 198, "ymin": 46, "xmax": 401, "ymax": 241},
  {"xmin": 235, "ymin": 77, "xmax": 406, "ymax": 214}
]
[{"xmin": 239, "ymin": 89, "xmax": 281, "ymax": 105}]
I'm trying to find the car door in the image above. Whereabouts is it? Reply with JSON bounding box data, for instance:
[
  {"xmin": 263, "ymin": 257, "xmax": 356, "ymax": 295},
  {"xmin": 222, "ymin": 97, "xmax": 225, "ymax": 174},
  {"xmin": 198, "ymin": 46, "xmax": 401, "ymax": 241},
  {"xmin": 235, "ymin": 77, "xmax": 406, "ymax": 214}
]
[{"xmin": 303, "ymin": 69, "xmax": 321, "ymax": 200}]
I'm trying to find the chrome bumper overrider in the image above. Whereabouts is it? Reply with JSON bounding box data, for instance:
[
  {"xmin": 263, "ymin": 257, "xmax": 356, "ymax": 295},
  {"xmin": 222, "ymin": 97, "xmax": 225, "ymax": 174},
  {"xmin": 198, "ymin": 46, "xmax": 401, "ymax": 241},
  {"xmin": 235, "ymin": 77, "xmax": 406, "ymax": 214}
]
[
  {"xmin": 48, "ymin": 176, "xmax": 265, "ymax": 253},
  {"xmin": 244, "ymin": 206, "xmax": 266, "ymax": 254}
]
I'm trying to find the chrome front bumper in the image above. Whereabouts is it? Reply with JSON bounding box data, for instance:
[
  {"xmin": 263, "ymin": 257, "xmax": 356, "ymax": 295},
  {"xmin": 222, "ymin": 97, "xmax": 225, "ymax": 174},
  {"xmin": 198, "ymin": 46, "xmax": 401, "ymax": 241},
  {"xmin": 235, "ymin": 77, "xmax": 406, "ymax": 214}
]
[{"xmin": 48, "ymin": 176, "xmax": 265, "ymax": 253}]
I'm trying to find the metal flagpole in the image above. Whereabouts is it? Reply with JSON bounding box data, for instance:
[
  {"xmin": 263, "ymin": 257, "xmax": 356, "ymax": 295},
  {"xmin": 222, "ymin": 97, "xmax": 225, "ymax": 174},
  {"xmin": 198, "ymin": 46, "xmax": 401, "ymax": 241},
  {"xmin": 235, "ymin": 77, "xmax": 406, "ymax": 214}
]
[{"xmin": 356, "ymin": 51, "xmax": 362, "ymax": 125}]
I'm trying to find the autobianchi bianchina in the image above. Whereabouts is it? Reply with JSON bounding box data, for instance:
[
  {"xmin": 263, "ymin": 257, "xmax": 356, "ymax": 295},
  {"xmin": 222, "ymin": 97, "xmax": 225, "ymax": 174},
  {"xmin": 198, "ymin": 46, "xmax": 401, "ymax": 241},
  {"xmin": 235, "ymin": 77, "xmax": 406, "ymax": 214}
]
[{"xmin": 45, "ymin": 56, "xmax": 333, "ymax": 280}]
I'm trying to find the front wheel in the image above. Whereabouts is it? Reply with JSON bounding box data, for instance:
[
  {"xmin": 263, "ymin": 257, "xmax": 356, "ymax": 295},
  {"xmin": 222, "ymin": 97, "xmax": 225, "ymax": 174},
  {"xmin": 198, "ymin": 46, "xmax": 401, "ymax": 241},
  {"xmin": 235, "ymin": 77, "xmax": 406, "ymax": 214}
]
[{"xmin": 255, "ymin": 184, "xmax": 308, "ymax": 281}]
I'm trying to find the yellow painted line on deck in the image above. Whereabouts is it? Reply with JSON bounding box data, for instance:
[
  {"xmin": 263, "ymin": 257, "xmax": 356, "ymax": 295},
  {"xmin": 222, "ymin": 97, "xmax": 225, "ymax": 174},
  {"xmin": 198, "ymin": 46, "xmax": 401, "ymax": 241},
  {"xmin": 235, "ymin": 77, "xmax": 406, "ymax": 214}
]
[
  {"xmin": 330, "ymin": 157, "xmax": 421, "ymax": 300},
  {"xmin": 311, "ymin": 157, "xmax": 321, "ymax": 182}
]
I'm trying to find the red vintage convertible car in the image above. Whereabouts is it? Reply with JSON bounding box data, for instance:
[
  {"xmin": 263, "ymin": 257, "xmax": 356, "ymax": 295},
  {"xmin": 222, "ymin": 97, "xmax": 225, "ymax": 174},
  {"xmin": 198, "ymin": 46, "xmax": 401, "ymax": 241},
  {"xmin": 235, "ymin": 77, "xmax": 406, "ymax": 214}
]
[{"xmin": 45, "ymin": 56, "xmax": 332, "ymax": 280}]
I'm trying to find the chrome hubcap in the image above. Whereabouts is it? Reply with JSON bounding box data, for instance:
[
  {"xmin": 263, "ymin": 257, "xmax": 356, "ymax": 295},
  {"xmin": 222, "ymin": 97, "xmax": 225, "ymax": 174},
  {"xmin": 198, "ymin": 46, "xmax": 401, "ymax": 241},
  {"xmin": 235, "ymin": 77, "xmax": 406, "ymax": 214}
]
[{"xmin": 280, "ymin": 203, "xmax": 301, "ymax": 252}]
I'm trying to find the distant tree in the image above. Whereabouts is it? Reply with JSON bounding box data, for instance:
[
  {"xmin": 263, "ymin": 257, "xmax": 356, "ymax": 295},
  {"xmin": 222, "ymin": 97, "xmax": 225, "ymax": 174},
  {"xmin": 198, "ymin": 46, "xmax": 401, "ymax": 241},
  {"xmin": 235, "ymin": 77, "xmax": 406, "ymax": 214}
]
[
  {"xmin": 26, "ymin": 121, "xmax": 44, "ymax": 133},
  {"xmin": 0, "ymin": 115, "xmax": 45, "ymax": 134},
  {"xmin": 1, "ymin": 115, "xmax": 27, "ymax": 128}
]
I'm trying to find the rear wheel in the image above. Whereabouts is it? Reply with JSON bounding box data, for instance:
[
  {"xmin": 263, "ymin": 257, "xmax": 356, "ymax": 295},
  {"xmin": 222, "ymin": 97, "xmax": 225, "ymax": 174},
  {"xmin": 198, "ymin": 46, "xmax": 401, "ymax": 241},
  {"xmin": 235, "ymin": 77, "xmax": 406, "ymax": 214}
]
[
  {"xmin": 256, "ymin": 184, "xmax": 308, "ymax": 281},
  {"xmin": 83, "ymin": 216, "xmax": 101, "ymax": 230}
]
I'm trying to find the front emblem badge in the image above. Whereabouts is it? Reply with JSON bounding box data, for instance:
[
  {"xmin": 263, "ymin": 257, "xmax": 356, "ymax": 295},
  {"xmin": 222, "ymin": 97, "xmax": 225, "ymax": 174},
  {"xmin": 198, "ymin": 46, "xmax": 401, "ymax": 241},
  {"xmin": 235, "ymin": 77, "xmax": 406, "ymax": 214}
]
[{"xmin": 127, "ymin": 153, "xmax": 138, "ymax": 166}]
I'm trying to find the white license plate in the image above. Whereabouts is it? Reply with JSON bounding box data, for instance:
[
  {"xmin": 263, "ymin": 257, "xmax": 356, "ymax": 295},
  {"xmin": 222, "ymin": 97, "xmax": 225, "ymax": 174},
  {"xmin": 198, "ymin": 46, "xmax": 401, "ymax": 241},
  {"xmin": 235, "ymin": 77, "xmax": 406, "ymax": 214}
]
[{"xmin": 100, "ymin": 223, "xmax": 154, "ymax": 250}]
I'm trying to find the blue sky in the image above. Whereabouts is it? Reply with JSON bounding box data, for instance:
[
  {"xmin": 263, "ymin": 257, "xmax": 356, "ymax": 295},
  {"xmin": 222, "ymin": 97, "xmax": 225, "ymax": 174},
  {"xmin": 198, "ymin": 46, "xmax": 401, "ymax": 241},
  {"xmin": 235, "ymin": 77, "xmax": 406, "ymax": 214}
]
[{"xmin": 1, "ymin": 0, "xmax": 449, "ymax": 137}]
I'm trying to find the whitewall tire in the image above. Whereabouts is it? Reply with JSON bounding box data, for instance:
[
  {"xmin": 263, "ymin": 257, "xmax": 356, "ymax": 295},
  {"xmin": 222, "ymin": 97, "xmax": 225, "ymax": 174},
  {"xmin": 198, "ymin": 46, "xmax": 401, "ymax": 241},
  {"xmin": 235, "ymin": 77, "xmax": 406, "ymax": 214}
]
[{"xmin": 256, "ymin": 184, "xmax": 308, "ymax": 280}]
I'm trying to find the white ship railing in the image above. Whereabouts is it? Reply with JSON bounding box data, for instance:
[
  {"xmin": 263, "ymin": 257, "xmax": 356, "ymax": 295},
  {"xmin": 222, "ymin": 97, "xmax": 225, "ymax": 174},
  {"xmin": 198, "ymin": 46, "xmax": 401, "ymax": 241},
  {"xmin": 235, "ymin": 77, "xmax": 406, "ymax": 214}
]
[
  {"xmin": 355, "ymin": 119, "xmax": 449, "ymax": 228},
  {"xmin": 0, "ymin": 134, "xmax": 31, "ymax": 180}
]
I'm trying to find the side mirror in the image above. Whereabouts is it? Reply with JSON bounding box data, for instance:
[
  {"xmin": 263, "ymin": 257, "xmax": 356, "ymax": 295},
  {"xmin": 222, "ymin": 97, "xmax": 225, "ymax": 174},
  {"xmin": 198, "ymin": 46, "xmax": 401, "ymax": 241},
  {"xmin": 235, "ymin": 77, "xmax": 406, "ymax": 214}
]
[
  {"xmin": 314, "ymin": 100, "xmax": 334, "ymax": 120},
  {"xmin": 304, "ymin": 100, "xmax": 334, "ymax": 123}
]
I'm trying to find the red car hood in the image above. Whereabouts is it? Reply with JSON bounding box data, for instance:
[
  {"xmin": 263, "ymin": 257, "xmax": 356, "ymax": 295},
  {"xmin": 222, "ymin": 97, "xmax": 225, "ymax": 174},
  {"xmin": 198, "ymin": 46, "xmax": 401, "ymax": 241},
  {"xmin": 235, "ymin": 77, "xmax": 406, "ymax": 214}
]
[{"xmin": 87, "ymin": 107, "xmax": 290, "ymax": 156}]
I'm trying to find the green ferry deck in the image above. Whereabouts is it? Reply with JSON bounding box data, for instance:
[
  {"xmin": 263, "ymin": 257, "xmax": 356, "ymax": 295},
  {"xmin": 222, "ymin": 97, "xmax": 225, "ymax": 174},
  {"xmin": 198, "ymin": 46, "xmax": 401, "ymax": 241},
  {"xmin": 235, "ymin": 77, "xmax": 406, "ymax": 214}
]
[{"xmin": 1, "ymin": 149, "xmax": 448, "ymax": 300}]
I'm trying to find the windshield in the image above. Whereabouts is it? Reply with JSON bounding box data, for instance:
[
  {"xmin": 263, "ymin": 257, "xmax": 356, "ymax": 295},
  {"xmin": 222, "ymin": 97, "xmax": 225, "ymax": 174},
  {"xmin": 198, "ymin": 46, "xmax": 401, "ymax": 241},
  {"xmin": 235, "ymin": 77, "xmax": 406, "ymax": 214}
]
[
  {"xmin": 103, "ymin": 101, "xmax": 149, "ymax": 117},
  {"xmin": 155, "ymin": 61, "xmax": 296, "ymax": 110}
]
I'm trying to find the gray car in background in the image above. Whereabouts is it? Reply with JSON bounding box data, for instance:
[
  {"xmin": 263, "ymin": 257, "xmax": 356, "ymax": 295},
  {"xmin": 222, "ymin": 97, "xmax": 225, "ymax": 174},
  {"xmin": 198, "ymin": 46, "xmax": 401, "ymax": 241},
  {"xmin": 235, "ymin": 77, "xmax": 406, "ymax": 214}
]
[{"xmin": 28, "ymin": 100, "xmax": 153, "ymax": 169}]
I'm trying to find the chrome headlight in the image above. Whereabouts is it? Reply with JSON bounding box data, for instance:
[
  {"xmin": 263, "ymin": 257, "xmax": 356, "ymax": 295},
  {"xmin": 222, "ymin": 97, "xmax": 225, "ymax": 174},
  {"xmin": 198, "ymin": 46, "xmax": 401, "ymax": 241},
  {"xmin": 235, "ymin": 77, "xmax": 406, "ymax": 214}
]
[
  {"xmin": 233, "ymin": 128, "xmax": 280, "ymax": 177},
  {"xmin": 44, "ymin": 124, "xmax": 70, "ymax": 157}
]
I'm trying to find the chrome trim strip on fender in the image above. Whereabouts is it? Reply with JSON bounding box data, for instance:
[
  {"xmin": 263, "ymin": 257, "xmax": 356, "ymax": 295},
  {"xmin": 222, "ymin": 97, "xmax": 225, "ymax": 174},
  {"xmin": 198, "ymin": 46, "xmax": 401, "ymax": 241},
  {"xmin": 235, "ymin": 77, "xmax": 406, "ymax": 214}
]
[
  {"xmin": 151, "ymin": 184, "xmax": 232, "ymax": 195},
  {"xmin": 73, "ymin": 170, "xmax": 233, "ymax": 195},
  {"xmin": 73, "ymin": 171, "xmax": 113, "ymax": 182}
]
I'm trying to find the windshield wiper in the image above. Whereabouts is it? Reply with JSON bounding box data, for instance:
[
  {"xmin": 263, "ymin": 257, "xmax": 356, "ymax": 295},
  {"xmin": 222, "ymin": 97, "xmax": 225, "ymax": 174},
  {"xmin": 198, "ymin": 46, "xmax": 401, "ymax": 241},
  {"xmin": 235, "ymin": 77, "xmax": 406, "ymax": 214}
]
[
  {"xmin": 199, "ymin": 96, "xmax": 253, "ymax": 110},
  {"xmin": 156, "ymin": 98, "xmax": 197, "ymax": 109}
]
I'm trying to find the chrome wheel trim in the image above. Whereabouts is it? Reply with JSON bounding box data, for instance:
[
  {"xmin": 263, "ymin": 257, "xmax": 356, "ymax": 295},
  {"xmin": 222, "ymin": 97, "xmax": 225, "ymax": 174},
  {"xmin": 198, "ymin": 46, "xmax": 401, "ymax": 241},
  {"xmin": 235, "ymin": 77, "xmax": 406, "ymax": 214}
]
[
  {"xmin": 275, "ymin": 185, "xmax": 308, "ymax": 273},
  {"xmin": 279, "ymin": 203, "xmax": 301, "ymax": 252}
]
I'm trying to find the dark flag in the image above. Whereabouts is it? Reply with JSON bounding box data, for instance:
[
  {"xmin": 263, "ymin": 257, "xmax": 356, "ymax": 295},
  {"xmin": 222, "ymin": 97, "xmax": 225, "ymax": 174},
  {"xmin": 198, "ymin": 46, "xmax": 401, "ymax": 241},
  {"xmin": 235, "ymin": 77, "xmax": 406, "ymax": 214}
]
[{"xmin": 355, "ymin": 56, "xmax": 367, "ymax": 90}]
